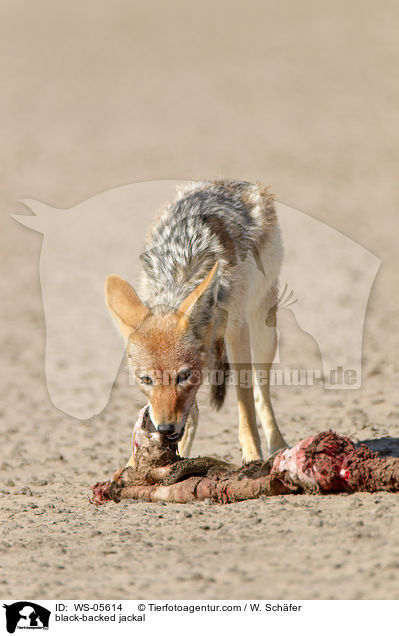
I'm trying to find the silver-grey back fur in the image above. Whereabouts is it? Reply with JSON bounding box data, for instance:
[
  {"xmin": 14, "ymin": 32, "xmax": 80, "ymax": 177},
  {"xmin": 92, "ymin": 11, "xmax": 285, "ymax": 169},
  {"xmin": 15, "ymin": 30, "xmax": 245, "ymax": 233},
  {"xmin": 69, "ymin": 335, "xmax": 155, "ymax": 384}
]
[{"xmin": 139, "ymin": 179, "xmax": 276, "ymax": 314}]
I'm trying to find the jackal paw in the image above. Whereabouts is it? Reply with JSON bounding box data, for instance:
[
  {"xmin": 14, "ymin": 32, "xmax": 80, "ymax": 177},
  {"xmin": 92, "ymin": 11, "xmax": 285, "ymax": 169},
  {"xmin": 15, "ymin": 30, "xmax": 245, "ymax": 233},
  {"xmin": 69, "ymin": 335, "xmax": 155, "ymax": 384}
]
[
  {"xmin": 267, "ymin": 442, "xmax": 290, "ymax": 458},
  {"xmin": 241, "ymin": 450, "xmax": 263, "ymax": 464}
]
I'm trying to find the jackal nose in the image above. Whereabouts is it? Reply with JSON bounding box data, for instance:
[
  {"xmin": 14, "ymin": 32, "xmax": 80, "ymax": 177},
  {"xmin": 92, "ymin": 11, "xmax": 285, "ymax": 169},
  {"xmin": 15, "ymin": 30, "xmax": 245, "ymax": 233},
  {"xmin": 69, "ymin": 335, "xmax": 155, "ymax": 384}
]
[{"xmin": 157, "ymin": 423, "xmax": 176, "ymax": 435}]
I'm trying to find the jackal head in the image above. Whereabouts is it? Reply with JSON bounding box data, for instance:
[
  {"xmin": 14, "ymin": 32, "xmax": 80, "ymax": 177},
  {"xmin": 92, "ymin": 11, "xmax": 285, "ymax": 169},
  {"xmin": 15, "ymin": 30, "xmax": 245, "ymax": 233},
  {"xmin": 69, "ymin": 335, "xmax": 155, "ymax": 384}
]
[{"xmin": 105, "ymin": 263, "xmax": 219, "ymax": 442}]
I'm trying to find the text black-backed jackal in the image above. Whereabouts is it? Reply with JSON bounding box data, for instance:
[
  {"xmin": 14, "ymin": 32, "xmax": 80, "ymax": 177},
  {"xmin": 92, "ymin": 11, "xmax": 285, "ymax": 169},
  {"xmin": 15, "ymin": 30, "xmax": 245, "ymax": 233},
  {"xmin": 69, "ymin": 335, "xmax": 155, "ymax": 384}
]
[{"xmin": 105, "ymin": 180, "xmax": 287, "ymax": 463}]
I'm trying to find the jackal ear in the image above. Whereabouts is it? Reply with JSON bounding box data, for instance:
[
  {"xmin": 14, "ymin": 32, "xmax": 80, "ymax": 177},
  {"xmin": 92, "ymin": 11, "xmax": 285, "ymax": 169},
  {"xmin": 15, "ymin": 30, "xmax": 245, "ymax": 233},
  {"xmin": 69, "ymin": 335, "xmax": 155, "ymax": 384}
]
[
  {"xmin": 105, "ymin": 275, "xmax": 150, "ymax": 339},
  {"xmin": 177, "ymin": 262, "xmax": 219, "ymax": 340}
]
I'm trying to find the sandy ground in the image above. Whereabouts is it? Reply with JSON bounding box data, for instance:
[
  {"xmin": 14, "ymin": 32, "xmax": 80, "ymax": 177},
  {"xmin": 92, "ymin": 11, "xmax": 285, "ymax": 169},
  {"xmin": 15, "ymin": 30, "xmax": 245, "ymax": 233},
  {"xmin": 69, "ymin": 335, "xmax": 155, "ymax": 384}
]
[{"xmin": 1, "ymin": 0, "xmax": 399, "ymax": 600}]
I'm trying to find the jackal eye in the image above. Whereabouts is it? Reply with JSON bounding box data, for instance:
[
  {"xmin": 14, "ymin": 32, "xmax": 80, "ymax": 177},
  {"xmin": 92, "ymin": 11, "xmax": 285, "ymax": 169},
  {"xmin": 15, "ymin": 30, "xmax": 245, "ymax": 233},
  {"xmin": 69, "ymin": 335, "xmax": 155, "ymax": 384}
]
[
  {"xmin": 140, "ymin": 375, "xmax": 153, "ymax": 385},
  {"xmin": 176, "ymin": 369, "xmax": 191, "ymax": 384}
]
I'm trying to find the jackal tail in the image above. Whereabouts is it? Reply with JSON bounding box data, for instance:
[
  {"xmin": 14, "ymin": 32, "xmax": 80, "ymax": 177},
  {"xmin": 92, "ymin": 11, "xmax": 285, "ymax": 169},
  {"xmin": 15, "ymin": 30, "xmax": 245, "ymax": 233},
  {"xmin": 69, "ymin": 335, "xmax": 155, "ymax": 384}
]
[{"xmin": 210, "ymin": 339, "xmax": 230, "ymax": 410}]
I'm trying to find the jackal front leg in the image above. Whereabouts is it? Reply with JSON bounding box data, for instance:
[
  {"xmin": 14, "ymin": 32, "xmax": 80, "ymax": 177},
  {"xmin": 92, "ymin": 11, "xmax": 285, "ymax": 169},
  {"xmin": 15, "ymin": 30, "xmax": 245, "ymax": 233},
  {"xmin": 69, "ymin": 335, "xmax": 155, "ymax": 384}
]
[
  {"xmin": 126, "ymin": 452, "xmax": 135, "ymax": 468},
  {"xmin": 228, "ymin": 324, "xmax": 263, "ymax": 463},
  {"xmin": 178, "ymin": 399, "xmax": 199, "ymax": 458}
]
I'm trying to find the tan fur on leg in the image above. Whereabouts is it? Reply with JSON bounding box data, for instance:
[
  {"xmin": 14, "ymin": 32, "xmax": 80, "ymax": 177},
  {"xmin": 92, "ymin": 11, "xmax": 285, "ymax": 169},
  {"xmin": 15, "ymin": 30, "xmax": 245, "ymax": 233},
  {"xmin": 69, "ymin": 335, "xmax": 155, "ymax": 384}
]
[
  {"xmin": 250, "ymin": 299, "xmax": 287, "ymax": 455},
  {"xmin": 178, "ymin": 399, "xmax": 199, "ymax": 458},
  {"xmin": 253, "ymin": 362, "xmax": 287, "ymax": 456},
  {"xmin": 228, "ymin": 324, "xmax": 262, "ymax": 462},
  {"xmin": 125, "ymin": 453, "xmax": 135, "ymax": 468}
]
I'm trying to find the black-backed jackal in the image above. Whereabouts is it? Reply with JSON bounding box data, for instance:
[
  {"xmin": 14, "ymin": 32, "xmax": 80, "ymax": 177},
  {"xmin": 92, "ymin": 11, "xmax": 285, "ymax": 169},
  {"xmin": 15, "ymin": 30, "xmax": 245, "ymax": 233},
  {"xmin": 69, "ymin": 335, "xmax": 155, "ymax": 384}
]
[{"xmin": 105, "ymin": 180, "xmax": 287, "ymax": 463}]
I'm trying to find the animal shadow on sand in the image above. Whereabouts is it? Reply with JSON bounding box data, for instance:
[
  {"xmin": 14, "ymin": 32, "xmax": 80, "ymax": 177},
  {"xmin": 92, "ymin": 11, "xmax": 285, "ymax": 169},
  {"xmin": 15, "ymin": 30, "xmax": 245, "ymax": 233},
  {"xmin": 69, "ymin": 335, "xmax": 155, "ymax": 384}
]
[{"xmin": 360, "ymin": 438, "xmax": 399, "ymax": 457}]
